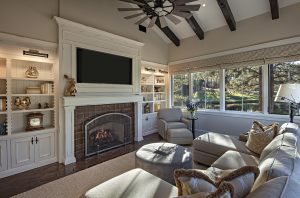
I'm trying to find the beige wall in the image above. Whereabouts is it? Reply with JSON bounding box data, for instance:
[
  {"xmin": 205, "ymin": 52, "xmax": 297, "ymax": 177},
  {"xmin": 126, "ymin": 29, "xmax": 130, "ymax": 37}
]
[
  {"xmin": 169, "ymin": 3, "xmax": 300, "ymax": 62},
  {"xmin": 0, "ymin": 0, "xmax": 168, "ymax": 64}
]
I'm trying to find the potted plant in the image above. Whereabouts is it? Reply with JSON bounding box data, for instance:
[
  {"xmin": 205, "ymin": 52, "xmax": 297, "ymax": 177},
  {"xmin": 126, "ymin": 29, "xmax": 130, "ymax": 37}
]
[{"xmin": 185, "ymin": 100, "xmax": 200, "ymax": 118}]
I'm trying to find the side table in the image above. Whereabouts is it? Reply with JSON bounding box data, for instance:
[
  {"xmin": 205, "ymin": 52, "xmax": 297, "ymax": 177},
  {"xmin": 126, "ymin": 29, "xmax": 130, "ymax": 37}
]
[{"xmin": 186, "ymin": 117, "xmax": 198, "ymax": 139}]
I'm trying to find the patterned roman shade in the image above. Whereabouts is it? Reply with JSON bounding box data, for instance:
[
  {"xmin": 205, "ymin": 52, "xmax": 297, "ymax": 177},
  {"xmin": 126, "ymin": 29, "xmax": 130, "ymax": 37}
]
[{"xmin": 169, "ymin": 42, "xmax": 300, "ymax": 74}]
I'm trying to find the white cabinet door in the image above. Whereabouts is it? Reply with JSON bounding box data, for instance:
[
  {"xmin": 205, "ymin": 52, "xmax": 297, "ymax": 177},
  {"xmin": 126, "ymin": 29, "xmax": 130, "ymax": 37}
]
[
  {"xmin": 142, "ymin": 116, "xmax": 150, "ymax": 134},
  {"xmin": 11, "ymin": 137, "xmax": 35, "ymax": 168},
  {"xmin": 35, "ymin": 133, "xmax": 55, "ymax": 163},
  {"xmin": 0, "ymin": 140, "xmax": 8, "ymax": 172}
]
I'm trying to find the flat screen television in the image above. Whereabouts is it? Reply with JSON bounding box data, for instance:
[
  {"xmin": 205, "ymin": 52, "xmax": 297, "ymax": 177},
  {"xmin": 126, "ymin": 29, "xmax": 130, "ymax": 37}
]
[{"xmin": 76, "ymin": 48, "xmax": 133, "ymax": 85}]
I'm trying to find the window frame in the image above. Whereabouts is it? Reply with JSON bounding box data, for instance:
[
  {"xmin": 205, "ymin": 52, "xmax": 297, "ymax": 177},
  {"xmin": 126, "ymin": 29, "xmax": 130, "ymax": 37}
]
[{"xmin": 170, "ymin": 63, "xmax": 300, "ymax": 122}]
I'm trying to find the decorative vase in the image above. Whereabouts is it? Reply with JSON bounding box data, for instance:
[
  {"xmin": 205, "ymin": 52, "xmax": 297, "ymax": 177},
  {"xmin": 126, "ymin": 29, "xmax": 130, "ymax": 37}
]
[{"xmin": 190, "ymin": 110, "xmax": 196, "ymax": 118}]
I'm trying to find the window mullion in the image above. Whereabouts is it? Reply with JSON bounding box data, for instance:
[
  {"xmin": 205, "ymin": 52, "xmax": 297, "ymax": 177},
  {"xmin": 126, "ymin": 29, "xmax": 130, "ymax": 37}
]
[
  {"xmin": 262, "ymin": 65, "xmax": 269, "ymax": 114},
  {"xmin": 220, "ymin": 69, "xmax": 225, "ymax": 111},
  {"xmin": 189, "ymin": 73, "xmax": 193, "ymax": 101}
]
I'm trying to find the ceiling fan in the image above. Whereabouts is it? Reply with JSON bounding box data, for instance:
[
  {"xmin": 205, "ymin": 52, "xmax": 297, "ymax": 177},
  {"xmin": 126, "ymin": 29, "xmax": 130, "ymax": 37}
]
[{"xmin": 118, "ymin": 0, "xmax": 201, "ymax": 28}]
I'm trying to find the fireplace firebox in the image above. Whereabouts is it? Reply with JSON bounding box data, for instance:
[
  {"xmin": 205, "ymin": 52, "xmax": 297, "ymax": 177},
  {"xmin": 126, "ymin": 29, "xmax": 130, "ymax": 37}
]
[{"xmin": 85, "ymin": 113, "xmax": 132, "ymax": 156}]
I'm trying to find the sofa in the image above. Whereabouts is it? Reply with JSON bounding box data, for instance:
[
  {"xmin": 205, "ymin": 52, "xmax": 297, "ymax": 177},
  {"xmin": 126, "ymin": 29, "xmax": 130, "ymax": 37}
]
[{"xmin": 85, "ymin": 123, "xmax": 300, "ymax": 198}]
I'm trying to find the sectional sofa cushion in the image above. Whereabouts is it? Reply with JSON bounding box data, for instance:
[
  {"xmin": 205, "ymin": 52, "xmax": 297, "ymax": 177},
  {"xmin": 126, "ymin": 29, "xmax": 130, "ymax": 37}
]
[
  {"xmin": 260, "ymin": 132, "xmax": 297, "ymax": 161},
  {"xmin": 245, "ymin": 121, "xmax": 278, "ymax": 155},
  {"xmin": 278, "ymin": 122, "xmax": 299, "ymax": 135},
  {"xmin": 85, "ymin": 168, "xmax": 178, "ymax": 198},
  {"xmin": 246, "ymin": 176, "xmax": 288, "ymax": 198},
  {"xmin": 174, "ymin": 166, "xmax": 259, "ymax": 198},
  {"xmin": 193, "ymin": 132, "xmax": 255, "ymax": 157},
  {"xmin": 253, "ymin": 146, "xmax": 297, "ymax": 190},
  {"xmin": 211, "ymin": 150, "xmax": 259, "ymax": 170}
]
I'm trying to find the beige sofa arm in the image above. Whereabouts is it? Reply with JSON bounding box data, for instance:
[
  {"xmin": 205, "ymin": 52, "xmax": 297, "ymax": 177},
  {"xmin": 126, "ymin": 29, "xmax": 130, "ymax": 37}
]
[
  {"xmin": 181, "ymin": 118, "xmax": 191, "ymax": 129},
  {"xmin": 158, "ymin": 119, "xmax": 168, "ymax": 140}
]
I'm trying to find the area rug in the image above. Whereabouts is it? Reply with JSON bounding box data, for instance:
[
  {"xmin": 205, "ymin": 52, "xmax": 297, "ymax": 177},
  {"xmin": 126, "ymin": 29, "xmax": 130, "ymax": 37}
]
[{"xmin": 13, "ymin": 152, "xmax": 136, "ymax": 198}]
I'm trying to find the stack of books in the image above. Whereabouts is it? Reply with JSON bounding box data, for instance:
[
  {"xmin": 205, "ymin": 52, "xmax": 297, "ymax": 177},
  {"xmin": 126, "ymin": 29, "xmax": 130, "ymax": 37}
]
[
  {"xmin": 41, "ymin": 83, "xmax": 53, "ymax": 94},
  {"xmin": 0, "ymin": 97, "xmax": 6, "ymax": 111}
]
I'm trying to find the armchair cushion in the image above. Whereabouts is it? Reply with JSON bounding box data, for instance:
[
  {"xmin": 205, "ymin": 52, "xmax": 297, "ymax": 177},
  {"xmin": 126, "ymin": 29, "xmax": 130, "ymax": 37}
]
[
  {"xmin": 158, "ymin": 108, "xmax": 183, "ymax": 122},
  {"xmin": 168, "ymin": 122, "xmax": 187, "ymax": 129}
]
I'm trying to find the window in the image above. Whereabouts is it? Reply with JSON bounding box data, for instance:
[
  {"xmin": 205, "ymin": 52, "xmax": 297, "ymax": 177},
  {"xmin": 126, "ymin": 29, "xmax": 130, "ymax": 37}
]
[
  {"xmin": 225, "ymin": 66, "xmax": 263, "ymax": 112},
  {"xmin": 269, "ymin": 61, "xmax": 300, "ymax": 115},
  {"xmin": 172, "ymin": 74, "xmax": 189, "ymax": 107},
  {"xmin": 192, "ymin": 71, "xmax": 220, "ymax": 110}
]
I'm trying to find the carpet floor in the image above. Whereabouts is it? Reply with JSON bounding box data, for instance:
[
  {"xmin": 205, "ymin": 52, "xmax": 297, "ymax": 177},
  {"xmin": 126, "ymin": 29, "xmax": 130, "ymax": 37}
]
[{"xmin": 13, "ymin": 152, "xmax": 136, "ymax": 198}]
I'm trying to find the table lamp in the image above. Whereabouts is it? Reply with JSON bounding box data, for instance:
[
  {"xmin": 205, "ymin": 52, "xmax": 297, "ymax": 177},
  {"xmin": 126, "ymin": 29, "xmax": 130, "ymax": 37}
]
[{"xmin": 274, "ymin": 84, "xmax": 300, "ymax": 123}]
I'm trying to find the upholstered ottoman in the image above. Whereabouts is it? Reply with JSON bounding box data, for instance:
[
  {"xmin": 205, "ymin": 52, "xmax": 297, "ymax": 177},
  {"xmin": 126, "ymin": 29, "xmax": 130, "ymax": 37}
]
[
  {"xmin": 167, "ymin": 128, "xmax": 193, "ymax": 145},
  {"xmin": 135, "ymin": 142, "xmax": 192, "ymax": 184},
  {"xmin": 85, "ymin": 168, "xmax": 178, "ymax": 198},
  {"xmin": 193, "ymin": 132, "xmax": 256, "ymax": 166}
]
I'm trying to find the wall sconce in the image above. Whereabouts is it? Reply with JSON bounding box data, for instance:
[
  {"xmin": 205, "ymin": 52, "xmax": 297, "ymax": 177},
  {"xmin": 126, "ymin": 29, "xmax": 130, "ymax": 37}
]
[
  {"xmin": 145, "ymin": 67, "xmax": 155, "ymax": 72},
  {"xmin": 159, "ymin": 69, "xmax": 168, "ymax": 74},
  {"xmin": 23, "ymin": 49, "xmax": 48, "ymax": 58}
]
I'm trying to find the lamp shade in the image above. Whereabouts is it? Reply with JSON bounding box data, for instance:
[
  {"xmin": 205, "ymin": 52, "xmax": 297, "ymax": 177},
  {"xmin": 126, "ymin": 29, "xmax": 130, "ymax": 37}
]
[{"xmin": 274, "ymin": 84, "xmax": 300, "ymax": 103}]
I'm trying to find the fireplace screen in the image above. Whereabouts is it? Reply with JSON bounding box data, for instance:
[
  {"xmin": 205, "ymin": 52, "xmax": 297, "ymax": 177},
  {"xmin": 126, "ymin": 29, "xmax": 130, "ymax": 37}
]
[{"xmin": 85, "ymin": 113, "xmax": 132, "ymax": 156}]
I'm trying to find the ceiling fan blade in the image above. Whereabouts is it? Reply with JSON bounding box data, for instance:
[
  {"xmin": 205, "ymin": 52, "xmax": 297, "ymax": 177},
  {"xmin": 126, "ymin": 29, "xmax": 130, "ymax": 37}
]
[
  {"xmin": 118, "ymin": 8, "xmax": 143, "ymax": 11},
  {"xmin": 173, "ymin": 0, "xmax": 199, "ymax": 5},
  {"xmin": 159, "ymin": 16, "xmax": 168, "ymax": 28},
  {"xmin": 135, "ymin": 15, "xmax": 149, "ymax": 25},
  {"xmin": 174, "ymin": 5, "xmax": 201, "ymax": 11},
  {"xmin": 148, "ymin": 16, "xmax": 157, "ymax": 28},
  {"xmin": 166, "ymin": 14, "xmax": 181, "ymax": 25},
  {"xmin": 119, "ymin": 0, "xmax": 145, "ymax": 6},
  {"xmin": 124, "ymin": 12, "xmax": 145, "ymax": 19},
  {"xmin": 172, "ymin": 11, "xmax": 193, "ymax": 18}
]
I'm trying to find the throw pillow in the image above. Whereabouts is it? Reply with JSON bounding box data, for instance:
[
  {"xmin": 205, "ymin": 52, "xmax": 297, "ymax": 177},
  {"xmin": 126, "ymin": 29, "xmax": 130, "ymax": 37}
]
[
  {"xmin": 245, "ymin": 121, "xmax": 278, "ymax": 155},
  {"xmin": 174, "ymin": 166, "xmax": 259, "ymax": 198},
  {"xmin": 175, "ymin": 182, "xmax": 234, "ymax": 198}
]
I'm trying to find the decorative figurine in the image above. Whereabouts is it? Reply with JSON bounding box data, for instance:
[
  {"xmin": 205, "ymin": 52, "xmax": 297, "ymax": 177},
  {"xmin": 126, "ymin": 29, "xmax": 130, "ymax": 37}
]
[
  {"xmin": 44, "ymin": 102, "xmax": 50, "ymax": 109},
  {"xmin": 64, "ymin": 75, "xmax": 77, "ymax": 96},
  {"xmin": 14, "ymin": 97, "xmax": 31, "ymax": 110},
  {"xmin": 38, "ymin": 103, "xmax": 42, "ymax": 109},
  {"xmin": 25, "ymin": 66, "xmax": 39, "ymax": 78}
]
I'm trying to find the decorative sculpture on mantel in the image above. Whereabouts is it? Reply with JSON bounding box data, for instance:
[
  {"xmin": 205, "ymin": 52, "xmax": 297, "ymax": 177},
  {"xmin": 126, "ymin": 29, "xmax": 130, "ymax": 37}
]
[{"xmin": 64, "ymin": 75, "xmax": 77, "ymax": 96}]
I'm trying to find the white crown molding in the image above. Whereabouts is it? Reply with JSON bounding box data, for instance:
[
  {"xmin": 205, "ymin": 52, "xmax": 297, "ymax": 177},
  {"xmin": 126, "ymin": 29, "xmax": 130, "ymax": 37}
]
[
  {"xmin": 0, "ymin": 32, "xmax": 57, "ymax": 52},
  {"xmin": 141, "ymin": 60, "xmax": 168, "ymax": 68},
  {"xmin": 54, "ymin": 16, "xmax": 144, "ymax": 47},
  {"xmin": 169, "ymin": 36, "xmax": 300, "ymax": 65}
]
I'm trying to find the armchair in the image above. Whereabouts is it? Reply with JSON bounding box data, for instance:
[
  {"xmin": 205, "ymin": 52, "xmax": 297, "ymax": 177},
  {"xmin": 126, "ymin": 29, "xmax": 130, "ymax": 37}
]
[{"xmin": 157, "ymin": 108, "xmax": 190, "ymax": 139}]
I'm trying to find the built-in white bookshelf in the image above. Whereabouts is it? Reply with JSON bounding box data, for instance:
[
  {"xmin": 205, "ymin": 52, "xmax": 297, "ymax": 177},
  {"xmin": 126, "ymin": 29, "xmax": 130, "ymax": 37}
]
[
  {"xmin": 0, "ymin": 57, "xmax": 56, "ymax": 137},
  {"xmin": 140, "ymin": 61, "xmax": 169, "ymax": 136},
  {"xmin": 0, "ymin": 42, "xmax": 58, "ymax": 178}
]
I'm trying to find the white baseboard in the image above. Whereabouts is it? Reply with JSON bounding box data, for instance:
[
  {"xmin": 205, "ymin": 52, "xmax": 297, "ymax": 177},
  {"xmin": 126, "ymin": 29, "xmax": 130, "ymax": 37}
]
[{"xmin": 143, "ymin": 129, "xmax": 158, "ymax": 137}]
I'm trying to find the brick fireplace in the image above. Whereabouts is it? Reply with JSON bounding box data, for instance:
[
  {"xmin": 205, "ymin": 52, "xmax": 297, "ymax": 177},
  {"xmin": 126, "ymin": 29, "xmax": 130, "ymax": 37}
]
[
  {"xmin": 62, "ymin": 95, "xmax": 143, "ymax": 165},
  {"xmin": 74, "ymin": 103, "xmax": 135, "ymax": 160}
]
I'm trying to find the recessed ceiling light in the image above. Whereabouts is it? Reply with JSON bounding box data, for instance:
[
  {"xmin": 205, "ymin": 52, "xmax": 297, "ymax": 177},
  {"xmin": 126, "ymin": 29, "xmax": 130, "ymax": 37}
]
[{"xmin": 202, "ymin": 3, "xmax": 206, "ymax": 7}]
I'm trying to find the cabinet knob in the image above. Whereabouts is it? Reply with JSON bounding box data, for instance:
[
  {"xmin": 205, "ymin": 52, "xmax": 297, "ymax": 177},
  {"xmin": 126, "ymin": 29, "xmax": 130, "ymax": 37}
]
[
  {"xmin": 31, "ymin": 137, "xmax": 34, "ymax": 145},
  {"xmin": 145, "ymin": 117, "xmax": 148, "ymax": 121},
  {"xmin": 35, "ymin": 137, "xmax": 38, "ymax": 144}
]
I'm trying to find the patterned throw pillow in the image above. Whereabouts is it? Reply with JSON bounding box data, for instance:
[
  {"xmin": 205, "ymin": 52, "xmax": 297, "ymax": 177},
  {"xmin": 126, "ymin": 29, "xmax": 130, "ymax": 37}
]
[
  {"xmin": 174, "ymin": 166, "xmax": 259, "ymax": 198},
  {"xmin": 245, "ymin": 121, "xmax": 278, "ymax": 155}
]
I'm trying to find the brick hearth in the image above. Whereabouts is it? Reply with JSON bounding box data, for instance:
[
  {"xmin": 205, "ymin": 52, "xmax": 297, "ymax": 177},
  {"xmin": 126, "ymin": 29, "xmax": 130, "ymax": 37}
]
[{"xmin": 74, "ymin": 103, "xmax": 135, "ymax": 160}]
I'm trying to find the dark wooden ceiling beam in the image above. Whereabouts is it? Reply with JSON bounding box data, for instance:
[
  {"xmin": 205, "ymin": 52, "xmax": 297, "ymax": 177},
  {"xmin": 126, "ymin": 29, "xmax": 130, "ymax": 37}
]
[
  {"xmin": 216, "ymin": 0, "xmax": 236, "ymax": 31},
  {"xmin": 155, "ymin": 19, "xmax": 180, "ymax": 46},
  {"xmin": 269, "ymin": 0, "xmax": 279, "ymax": 20},
  {"xmin": 185, "ymin": 16, "xmax": 204, "ymax": 40}
]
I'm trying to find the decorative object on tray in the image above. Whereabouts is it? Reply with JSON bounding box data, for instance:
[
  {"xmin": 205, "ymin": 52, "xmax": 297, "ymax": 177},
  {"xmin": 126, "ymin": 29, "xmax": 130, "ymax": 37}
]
[
  {"xmin": 0, "ymin": 97, "xmax": 7, "ymax": 111},
  {"xmin": 41, "ymin": 83, "xmax": 53, "ymax": 94},
  {"xmin": 26, "ymin": 87, "xmax": 41, "ymax": 94},
  {"xmin": 25, "ymin": 66, "xmax": 39, "ymax": 78},
  {"xmin": 0, "ymin": 122, "xmax": 7, "ymax": 135},
  {"xmin": 26, "ymin": 113, "xmax": 44, "ymax": 131},
  {"xmin": 185, "ymin": 99, "xmax": 200, "ymax": 118},
  {"xmin": 14, "ymin": 96, "xmax": 31, "ymax": 110},
  {"xmin": 64, "ymin": 75, "xmax": 77, "ymax": 96}
]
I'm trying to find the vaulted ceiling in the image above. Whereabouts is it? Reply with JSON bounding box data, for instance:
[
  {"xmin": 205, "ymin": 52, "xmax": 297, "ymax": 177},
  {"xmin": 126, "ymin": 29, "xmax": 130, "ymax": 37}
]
[{"xmin": 117, "ymin": 0, "xmax": 300, "ymax": 46}]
